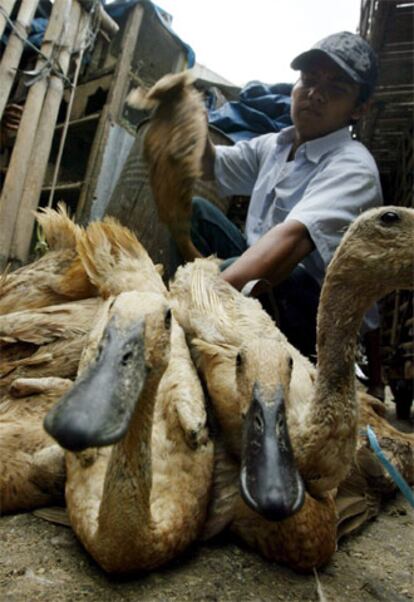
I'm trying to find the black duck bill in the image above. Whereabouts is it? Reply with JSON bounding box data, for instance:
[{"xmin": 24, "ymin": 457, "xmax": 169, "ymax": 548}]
[
  {"xmin": 240, "ymin": 382, "xmax": 305, "ymax": 521},
  {"xmin": 44, "ymin": 316, "xmax": 147, "ymax": 452}
]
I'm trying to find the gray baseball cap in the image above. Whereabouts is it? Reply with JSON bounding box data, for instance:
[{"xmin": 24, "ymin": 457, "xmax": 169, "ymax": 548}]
[{"xmin": 291, "ymin": 31, "xmax": 378, "ymax": 97}]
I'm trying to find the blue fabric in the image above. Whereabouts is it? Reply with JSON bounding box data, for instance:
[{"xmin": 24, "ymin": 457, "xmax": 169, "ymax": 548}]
[
  {"xmin": 105, "ymin": 0, "xmax": 195, "ymax": 68},
  {"xmin": 27, "ymin": 17, "xmax": 48, "ymax": 49},
  {"xmin": 191, "ymin": 196, "xmax": 247, "ymax": 258},
  {"xmin": 1, "ymin": 17, "xmax": 47, "ymax": 49},
  {"xmin": 208, "ymin": 82, "xmax": 293, "ymax": 142}
]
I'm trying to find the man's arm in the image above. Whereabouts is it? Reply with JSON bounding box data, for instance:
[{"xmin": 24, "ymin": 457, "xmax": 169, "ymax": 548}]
[{"xmin": 222, "ymin": 219, "xmax": 315, "ymax": 292}]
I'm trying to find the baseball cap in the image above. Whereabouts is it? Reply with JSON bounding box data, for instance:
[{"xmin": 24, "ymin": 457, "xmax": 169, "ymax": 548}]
[{"xmin": 290, "ymin": 31, "xmax": 378, "ymax": 97}]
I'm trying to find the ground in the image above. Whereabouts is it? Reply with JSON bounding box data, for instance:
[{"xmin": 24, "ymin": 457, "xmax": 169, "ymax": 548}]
[{"xmin": 1, "ymin": 406, "xmax": 413, "ymax": 602}]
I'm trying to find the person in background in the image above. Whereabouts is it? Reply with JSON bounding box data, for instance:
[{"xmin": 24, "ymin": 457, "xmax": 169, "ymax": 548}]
[
  {"xmin": 0, "ymin": 103, "xmax": 23, "ymax": 147},
  {"xmin": 188, "ymin": 31, "xmax": 384, "ymax": 396}
]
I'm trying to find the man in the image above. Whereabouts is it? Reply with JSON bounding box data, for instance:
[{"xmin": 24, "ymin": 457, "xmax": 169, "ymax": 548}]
[{"xmin": 185, "ymin": 32, "xmax": 383, "ymax": 391}]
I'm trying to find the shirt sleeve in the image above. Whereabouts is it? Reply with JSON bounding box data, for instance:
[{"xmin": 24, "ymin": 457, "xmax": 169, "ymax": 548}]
[
  {"xmin": 286, "ymin": 152, "xmax": 383, "ymax": 267},
  {"xmin": 214, "ymin": 134, "xmax": 273, "ymax": 197}
]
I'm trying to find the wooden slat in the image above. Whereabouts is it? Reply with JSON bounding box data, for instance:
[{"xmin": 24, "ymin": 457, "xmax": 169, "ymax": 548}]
[
  {"xmin": 0, "ymin": 0, "xmax": 40, "ymax": 121},
  {"xmin": 0, "ymin": 0, "xmax": 72, "ymax": 269},
  {"xmin": 54, "ymin": 111, "xmax": 101, "ymax": 131},
  {"xmin": 0, "ymin": 0, "xmax": 16, "ymax": 40},
  {"xmin": 75, "ymin": 3, "xmax": 146, "ymax": 221},
  {"xmin": 12, "ymin": 1, "xmax": 85, "ymax": 263},
  {"xmin": 41, "ymin": 181, "xmax": 84, "ymax": 192}
]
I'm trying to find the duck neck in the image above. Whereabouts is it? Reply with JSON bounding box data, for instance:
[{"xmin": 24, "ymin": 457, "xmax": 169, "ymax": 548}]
[
  {"xmin": 98, "ymin": 364, "xmax": 163, "ymax": 540},
  {"xmin": 315, "ymin": 277, "xmax": 369, "ymax": 407}
]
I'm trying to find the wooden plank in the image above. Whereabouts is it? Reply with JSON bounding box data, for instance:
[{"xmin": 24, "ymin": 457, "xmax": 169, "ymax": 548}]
[
  {"xmin": 11, "ymin": 1, "xmax": 84, "ymax": 263},
  {"xmin": 0, "ymin": 0, "xmax": 72, "ymax": 269},
  {"xmin": 105, "ymin": 3, "xmax": 145, "ymax": 124},
  {"xmin": 55, "ymin": 111, "xmax": 101, "ymax": 130},
  {"xmin": 75, "ymin": 3, "xmax": 145, "ymax": 221},
  {"xmin": 0, "ymin": 0, "xmax": 17, "ymax": 40},
  {"xmin": 42, "ymin": 181, "xmax": 84, "ymax": 192},
  {"xmin": 66, "ymin": 73, "xmax": 112, "ymax": 120},
  {"xmin": 0, "ymin": 0, "xmax": 40, "ymax": 121}
]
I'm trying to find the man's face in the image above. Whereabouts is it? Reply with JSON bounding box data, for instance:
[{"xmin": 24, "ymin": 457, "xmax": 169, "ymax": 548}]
[{"xmin": 291, "ymin": 54, "xmax": 364, "ymax": 143}]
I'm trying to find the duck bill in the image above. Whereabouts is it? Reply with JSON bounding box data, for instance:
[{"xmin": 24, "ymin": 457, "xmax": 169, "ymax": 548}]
[
  {"xmin": 240, "ymin": 383, "xmax": 305, "ymax": 521},
  {"xmin": 44, "ymin": 317, "xmax": 146, "ymax": 452}
]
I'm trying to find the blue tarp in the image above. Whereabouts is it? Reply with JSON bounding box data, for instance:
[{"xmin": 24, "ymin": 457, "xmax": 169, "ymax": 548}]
[{"xmin": 208, "ymin": 81, "xmax": 293, "ymax": 142}]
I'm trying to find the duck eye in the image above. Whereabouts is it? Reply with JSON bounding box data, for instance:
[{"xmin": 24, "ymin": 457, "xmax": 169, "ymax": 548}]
[
  {"xmin": 164, "ymin": 308, "xmax": 172, "ymax": 329},
  {"xmin": 236, "ymin": 352, "xmax": 243, "ymax": 368},
  {"xmin": 380, "ymin": 211, "xmax": 400, "ymax": 225},
  {"xmin": 254, "ymin": 412, "xmax": 264, "ymax": 433},
  {"xmin": 121, "ymin": 350, "xmax": 133, "ymax": 367},
  {"xmin": 288, "ymin": 357, "xmax": 294, "ymax": 370}
]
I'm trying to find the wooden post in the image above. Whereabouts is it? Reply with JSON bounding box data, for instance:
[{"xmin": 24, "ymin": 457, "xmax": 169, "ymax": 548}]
[
  {"xmin": 0, "ymin": 0, "xmax": 40, "ymax": 122},
  {"xmin": 0, "ymin": 0, "xmax": 17, "ymax": 41},
  {"xmin": 0, "ymin": 0, "xmax": 71, "ymax": 269},
  {"xmin": 12, "ymin": 1, "xmax": 84, "ymax": 263},
  {"xmin": 75, "ymin": 3, "xmax": 145, "ymax": 221}
]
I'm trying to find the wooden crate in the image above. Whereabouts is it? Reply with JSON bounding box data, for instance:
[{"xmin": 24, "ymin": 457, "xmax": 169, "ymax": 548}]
[{"xmin": 0, "ymin": 1, "xmax": 189, "ymax": 267}]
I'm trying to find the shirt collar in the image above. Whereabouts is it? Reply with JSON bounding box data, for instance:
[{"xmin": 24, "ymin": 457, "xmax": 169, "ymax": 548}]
[{"xmin": 277, "ymin": 126, "xmax": 352, "ymax": 163}]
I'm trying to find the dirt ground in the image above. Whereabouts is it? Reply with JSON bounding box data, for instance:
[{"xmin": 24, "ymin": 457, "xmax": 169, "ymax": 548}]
[{"xmin": 1, "ymin": 407, "xmax": 413, "ymax": 602}]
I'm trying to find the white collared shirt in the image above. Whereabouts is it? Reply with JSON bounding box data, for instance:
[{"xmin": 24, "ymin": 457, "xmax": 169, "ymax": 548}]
[{"xmin": 214, "ymin": 126, "xmax": 383, "ymax": 286}]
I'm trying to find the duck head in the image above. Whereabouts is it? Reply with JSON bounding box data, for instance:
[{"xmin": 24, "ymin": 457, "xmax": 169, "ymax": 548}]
[
  {"xmin": 44, "ymin": 292, "xmax": 172, "ymax": 451},
  {"xmin": 192, "ymin": 335, "xmax": 304, "ymax": 521},
  {"xmin": 240, "ymin": 381, "xmax": 305, "ymax": 521}
]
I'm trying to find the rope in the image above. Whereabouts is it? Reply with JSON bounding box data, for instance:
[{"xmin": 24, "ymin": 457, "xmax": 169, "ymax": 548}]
[
  {"xmin": 366, "ymin": 425, "xmax": 414, "ymax": 508},
  {"xmin": 0, "ymin": 5, "xmax": 73, "ymax": 88}
]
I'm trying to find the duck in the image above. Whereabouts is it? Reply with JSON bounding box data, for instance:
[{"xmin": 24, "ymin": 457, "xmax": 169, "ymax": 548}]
[
  {"xmin": 127, "ymin": 70, "xmax": 207, "ymax": 262},
  {"xmin": 0, "ymin": 376, "xmax": 72, "ymax": 513},
  {"xmin": 335, "ymin": 390, "xmax": 414, "ymax": 540},
  {"xmin": 0, "ymin": 297, "xmax": 100, "ymax": 513},
  {"xmin": 0, "ymin": 297, "xmax": 100, "ymax": 397},
  {"xmin": 0, "ymin": 204, "xmax": 96, "ymax": 315},
  {"xmin": 44, "ymin": 218, "xmax": 214, "ymax": 573},
  {"xmin": 169, "ymin": 206, "xmax": 414, "ymax": 570},
  {"xmin": 297, "ymin": 207, "xmax": 414, "ymax": 495},
  {"xmin": 0, "ymin": 214, "xmax": 209, "ymax": 516},
  {"xmin": 170, "ymin": 253, "xmax": 337, "ymax": 569}
]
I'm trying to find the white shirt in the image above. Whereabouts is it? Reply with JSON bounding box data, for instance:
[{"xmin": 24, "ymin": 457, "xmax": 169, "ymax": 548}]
[{"xmin": 214, "ymin": 126, "xmax": 383, "ymax": 286}]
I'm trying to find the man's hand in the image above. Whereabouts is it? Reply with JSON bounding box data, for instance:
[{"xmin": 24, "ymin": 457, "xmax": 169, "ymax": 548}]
[{"xmin": 3, "ymin": 103, "xmax": 23, "ymax": 134}]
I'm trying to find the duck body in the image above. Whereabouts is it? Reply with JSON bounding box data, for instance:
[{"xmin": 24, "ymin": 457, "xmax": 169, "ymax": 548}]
[
  {"xmin": 0, "ymin": 205, "xmax": 96, "ymax": 315},
  {"xmin": 169, "ymin": 206, "xmax": 414, "ymax": 570},
  {"xmin": 127, "ymin": 71, "xmax": 207, "ymax": 261},
  {"xmin": 45, "ymin": 220, "xmax": 213, "ymax": 573},
  {"xmin": 0, "ymin": 376, "xmax": 72, "ymax": 513}
]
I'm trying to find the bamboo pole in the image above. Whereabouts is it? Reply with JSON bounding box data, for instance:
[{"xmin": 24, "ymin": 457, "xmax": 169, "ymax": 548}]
[
  {"xmin": 0, "ymin": 0, "xmax": 17, "ymax": 40},
  {"xmin": 12, "ymin": 1, "xmax": 85, "ymax": 262},
  {"xmin": 77, "ymin": 0, "xmax": 119, "ymax": 38},
  {"xmin": 0, "ymin": 0, "xmax": 40, "ymax": 122},
  {"xmin": 0, "ymin": 0, "xmax": 71, "ymax": 269}
]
